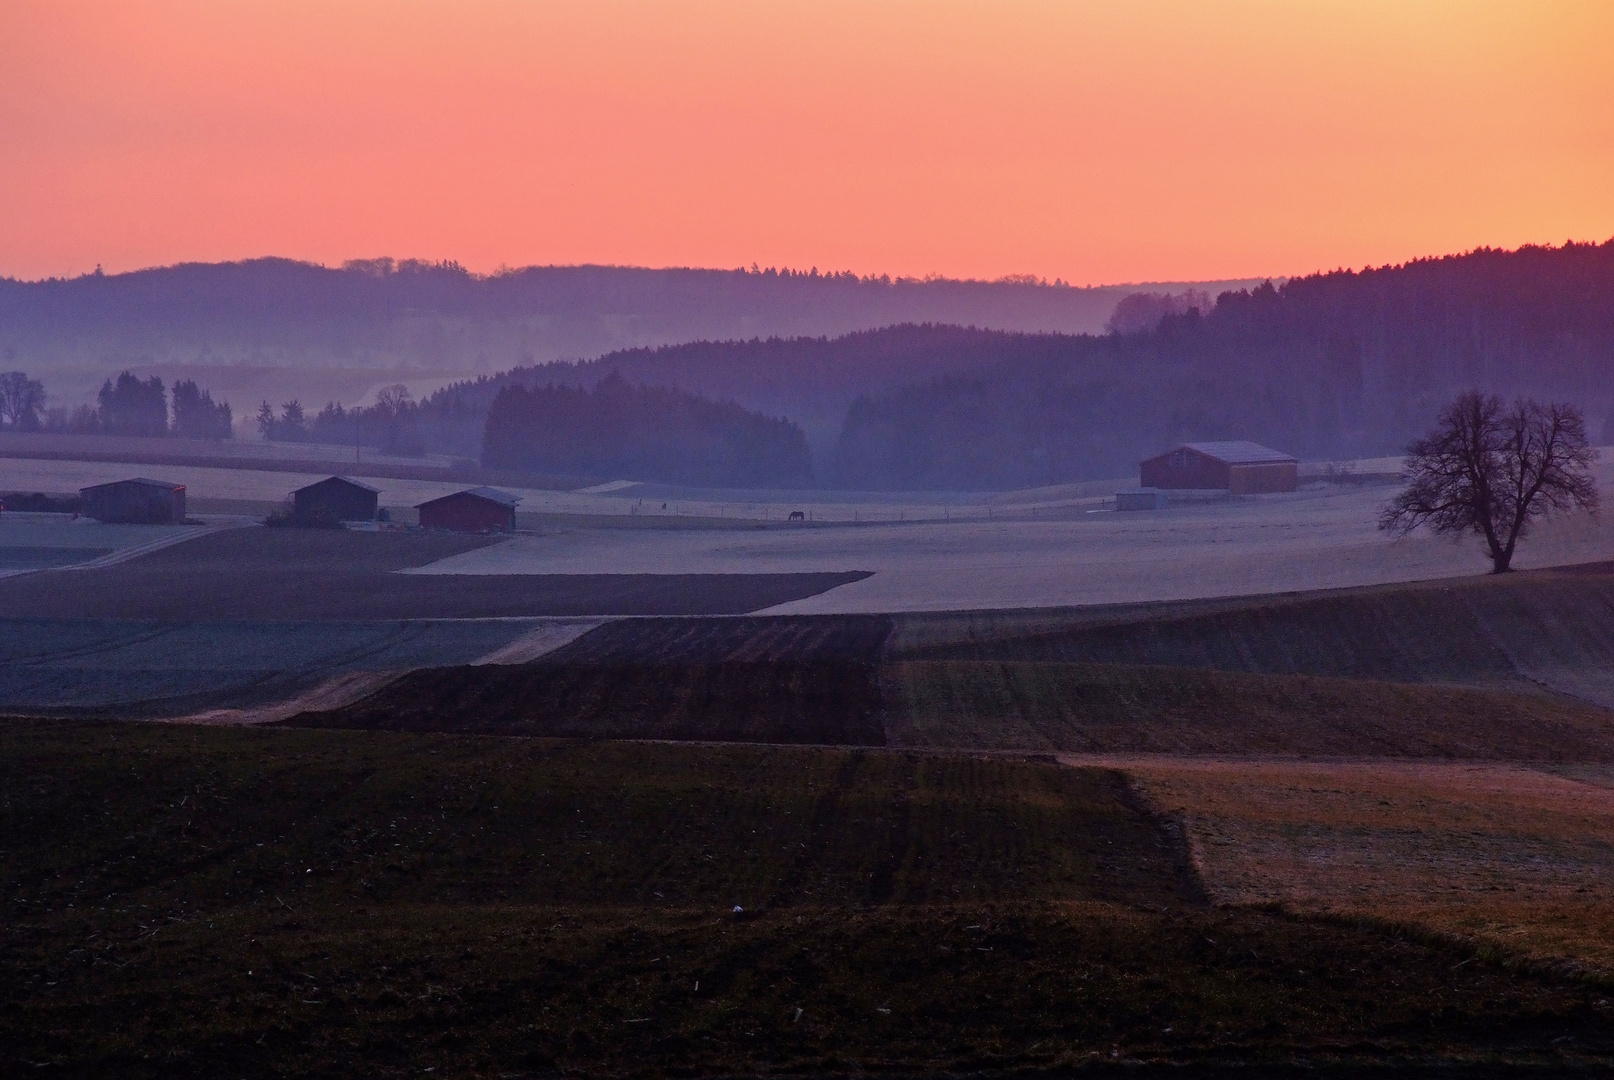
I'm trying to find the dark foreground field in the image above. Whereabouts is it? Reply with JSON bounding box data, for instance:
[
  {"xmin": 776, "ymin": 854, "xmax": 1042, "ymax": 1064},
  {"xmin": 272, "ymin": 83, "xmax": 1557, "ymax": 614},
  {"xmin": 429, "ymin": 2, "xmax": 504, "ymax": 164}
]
[
  {"xmin": 0, "ymin": 529, "xmax": 870, "ymax": 619},
  {"xmin": 7, "ymin": 720, "xmax": 1614, "ymax": 1078}
]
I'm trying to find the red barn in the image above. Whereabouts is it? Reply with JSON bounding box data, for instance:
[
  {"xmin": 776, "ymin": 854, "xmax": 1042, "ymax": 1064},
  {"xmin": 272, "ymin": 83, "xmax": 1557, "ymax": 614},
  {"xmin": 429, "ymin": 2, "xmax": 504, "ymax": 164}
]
[
  {"xmin": 1139, "ymin": 442, "xmax": 1298, "ymax": 494},
  {"xmin": 416, "ymin": 487, "xmax": 520, "ymax": 532}
]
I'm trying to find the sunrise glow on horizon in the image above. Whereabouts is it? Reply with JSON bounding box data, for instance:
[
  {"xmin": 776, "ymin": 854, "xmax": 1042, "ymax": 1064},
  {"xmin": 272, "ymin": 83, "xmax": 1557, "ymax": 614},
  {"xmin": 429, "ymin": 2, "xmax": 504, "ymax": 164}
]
[{"xmin": 3, "ymin": 0, "xmax": 1612, "ymax": 285}]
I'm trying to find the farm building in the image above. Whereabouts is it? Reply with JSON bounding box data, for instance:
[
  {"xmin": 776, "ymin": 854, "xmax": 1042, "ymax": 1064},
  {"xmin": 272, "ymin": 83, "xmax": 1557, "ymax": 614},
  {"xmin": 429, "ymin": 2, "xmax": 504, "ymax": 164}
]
[
  {"xmin": 80, "ymin": 478, "xmax": 186, "ymax": 524},
  {"xmin": 416, "ymin": 487, "xmax": 520, "ymax": 532},
  {"xmin": 1139, "ymin": 441, "xmax": 1298, "ymax": 494},
  {"xmin": 292, "ymin": 476, "xmax": 379, "ymax": 524},
  {"xmin": 1115, "ymin": 489, "xmax": 1168, "ymax": 511}
]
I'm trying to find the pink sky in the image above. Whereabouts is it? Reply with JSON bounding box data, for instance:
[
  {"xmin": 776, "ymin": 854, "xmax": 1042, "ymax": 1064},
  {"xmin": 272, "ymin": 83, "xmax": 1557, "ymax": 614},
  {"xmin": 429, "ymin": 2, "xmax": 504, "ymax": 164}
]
[{"xmin": 2, "ymin": 0, "xmax": 1611, "ymax": 283}]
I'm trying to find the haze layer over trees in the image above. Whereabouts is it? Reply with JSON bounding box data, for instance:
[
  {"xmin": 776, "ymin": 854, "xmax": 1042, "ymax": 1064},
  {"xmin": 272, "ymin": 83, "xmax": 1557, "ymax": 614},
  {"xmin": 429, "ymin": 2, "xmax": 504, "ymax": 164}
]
[
  {"xmin": 0, "ymin": 258, "xmax": 1166, "ymax": 373},
  {"xmin": 3, "ymin": 240, "xmax": 1610, "ymax": 489},
  {"xmin": 398, "ymin": 239, "xmax": 1614, "ymax": 488}
]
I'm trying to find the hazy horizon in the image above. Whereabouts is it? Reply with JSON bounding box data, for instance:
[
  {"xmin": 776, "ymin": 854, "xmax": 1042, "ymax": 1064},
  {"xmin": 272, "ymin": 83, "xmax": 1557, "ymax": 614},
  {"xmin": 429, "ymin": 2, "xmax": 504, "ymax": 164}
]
[{"xmin": 4, "ymin": 2, "xmax": 1610, "ymax": 283}]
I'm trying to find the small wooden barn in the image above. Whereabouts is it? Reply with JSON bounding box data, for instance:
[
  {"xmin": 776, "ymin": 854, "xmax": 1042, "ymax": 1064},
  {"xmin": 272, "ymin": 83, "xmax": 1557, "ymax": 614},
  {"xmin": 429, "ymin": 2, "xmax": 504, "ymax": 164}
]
[
  {"xmin": 1139, "ymin": 441, "xmax": 1298, "ymax": 493},
  {"xmin": 416, "ymin": 487, "xmax": 520, "ymax": 532},
  {"xmin": 80, "ymin": 478, "xmax": 187, "ymax": 524},
  {"xmin": 291, "ymin": 476, "xmax": 379, "ymax": 524}
]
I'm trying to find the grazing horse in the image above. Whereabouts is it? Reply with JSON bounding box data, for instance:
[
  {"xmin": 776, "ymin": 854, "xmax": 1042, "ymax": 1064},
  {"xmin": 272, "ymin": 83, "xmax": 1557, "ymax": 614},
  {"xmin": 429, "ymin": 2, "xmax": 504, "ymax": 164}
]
[{"xmin": 788, "ymin": 510, "xmax": 806, "ymax": 521}]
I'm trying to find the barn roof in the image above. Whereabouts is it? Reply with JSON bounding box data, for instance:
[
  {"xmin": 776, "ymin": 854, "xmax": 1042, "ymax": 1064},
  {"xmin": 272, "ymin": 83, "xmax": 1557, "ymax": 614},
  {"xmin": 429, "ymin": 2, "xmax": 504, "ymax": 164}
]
[
  {"xmin": 414, "ymin": 486, "xmax": 521, "ymax": 509},
  {"xmin": 294, "ymin": 475, "xmax": 380, "ymax": 495},
  {"xmin": 1178, "ymin": 441, "xmax": 1297, "ymax": 465},
  {"xmin": 82, "ymin": 477, "xmax": 185, "ymax": 492}
]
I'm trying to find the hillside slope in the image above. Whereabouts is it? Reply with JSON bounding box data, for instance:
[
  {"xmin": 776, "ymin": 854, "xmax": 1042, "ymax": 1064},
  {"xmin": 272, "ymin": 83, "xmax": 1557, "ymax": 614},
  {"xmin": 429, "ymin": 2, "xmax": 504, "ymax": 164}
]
[{"xmin": 893, "ymin": 564, "xmax": 1614, "ymax": 707}]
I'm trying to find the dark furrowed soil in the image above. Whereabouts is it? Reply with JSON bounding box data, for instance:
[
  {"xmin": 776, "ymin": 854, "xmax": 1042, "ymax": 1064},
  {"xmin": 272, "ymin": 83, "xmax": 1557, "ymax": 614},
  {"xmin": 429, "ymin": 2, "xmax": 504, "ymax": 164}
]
[
  {"xmin": 1, "ymin": 722, "xmax": 1180, "ymax": 911},
  {"xmin": 885, "ymin": 660, "xmax": 1614, "ymax": 759},
  {"xmin": 283, "ymin": 615, "xmax": 897, "ymax": 744},
  {"xmin": 546, "ymin": 613, "xmax": 894, "ymax": 663},
  {"xmin": 278, "ymin": 608, "xmax": 1614, "ymax": 759},
  {"xmin": 889, "ymin": 566, "xmax": 1614, "ymax": 695},
  {"xmin": 0, "ymin": 528, "xmax": 869, "ymax": 619},
  {"xmin": 4, "ymin": 721, "xmax": 1613, "ymax": 1078},
  {"xmin": 282, "ymin": 659, "xmax": 889, "ymax": 744}
]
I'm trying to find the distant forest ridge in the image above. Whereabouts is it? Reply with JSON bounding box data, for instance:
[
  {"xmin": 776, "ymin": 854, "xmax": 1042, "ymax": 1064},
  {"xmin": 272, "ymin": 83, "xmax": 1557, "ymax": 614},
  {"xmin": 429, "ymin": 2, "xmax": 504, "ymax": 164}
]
[
  {"xmin": 412, "ymin": 238, "xmax": 1614, "ymax": 488},
  {"xmin": 0, "ymin": 258, "xmax": 1258, "ymax": 380},
  {"xmin": 5, "ymin": 238, "xmax": 1612, "ymax": 490}
]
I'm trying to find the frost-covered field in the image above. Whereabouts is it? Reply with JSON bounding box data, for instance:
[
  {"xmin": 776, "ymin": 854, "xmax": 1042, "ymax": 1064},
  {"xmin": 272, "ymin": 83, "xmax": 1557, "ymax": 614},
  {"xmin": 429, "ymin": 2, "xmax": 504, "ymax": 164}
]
[
  {"xmin": 407, "ymin": 484, "xmax": 1614, "ymax": 613},
  {"xmin": 0, "ymin": 515, "xmax": 205, "ymax": 574},
  {"xmin": 0, "ymin": 456, "xmax": 1115, "ymax": 522},
  {"xmin": 0, "ymin": 617, "xmax": 588, "ymax": 715}
]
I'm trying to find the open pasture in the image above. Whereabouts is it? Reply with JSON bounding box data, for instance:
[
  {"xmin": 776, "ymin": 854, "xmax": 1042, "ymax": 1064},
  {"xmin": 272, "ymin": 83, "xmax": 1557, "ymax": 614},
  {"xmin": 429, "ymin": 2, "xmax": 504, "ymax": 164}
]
[
  {"xmin": 11, "ymin": 446, "xmax": 1614, "ymax": 617},
  {"xmin": 5, "ymin": 720, "xmax": 1613, "ymax": 1077},
  {"xmin": 410, "ymin": 482, "xmax": 1614, "ymax": 612},
  {"xmin": 0, "ymin": 452, "xmax": 1047, "ymax": 525}
]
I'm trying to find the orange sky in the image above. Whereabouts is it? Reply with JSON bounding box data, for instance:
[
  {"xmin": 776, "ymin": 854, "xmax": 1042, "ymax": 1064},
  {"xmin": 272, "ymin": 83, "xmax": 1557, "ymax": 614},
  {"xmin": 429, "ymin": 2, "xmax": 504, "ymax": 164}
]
[{"xmin": 2, "ymin": 0, "xmax": 1611, "ymax": 284}]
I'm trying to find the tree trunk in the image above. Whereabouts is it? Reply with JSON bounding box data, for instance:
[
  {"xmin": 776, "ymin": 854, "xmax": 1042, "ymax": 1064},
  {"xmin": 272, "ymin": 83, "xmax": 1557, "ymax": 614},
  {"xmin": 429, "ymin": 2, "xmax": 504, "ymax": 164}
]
[{"xmin": 1491, "ymin": 548, "xmax": 1514, "ymax": 573}]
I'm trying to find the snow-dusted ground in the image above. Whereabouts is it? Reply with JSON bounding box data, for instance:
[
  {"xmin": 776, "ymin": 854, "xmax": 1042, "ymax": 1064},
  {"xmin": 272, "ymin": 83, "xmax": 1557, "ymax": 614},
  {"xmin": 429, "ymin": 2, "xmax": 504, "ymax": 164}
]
[
  {"xmin": 404, "ymin": 485, "xmax": 1614, "ymax": 613},
  {"xmin": 0, "ymin": 515, "xmax": 208, "ymax": 576},
  {"xmin": 11, "ymin": 451, "xmax": 1614, "ymax": 615},
  {"xmin": 0, "ymin": 617, "xmax": 586, "ymax": 715},
  {"xmin": 0, "ymin": 457, "xmax": 1043, "ymax": 521}
]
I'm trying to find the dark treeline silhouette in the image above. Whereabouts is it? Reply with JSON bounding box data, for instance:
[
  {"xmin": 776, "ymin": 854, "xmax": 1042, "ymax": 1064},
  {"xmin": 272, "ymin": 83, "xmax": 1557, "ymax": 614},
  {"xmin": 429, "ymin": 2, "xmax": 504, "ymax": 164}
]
[
  {"xmin": 1104, "ymin": 289, "xmax": 1213, "ymax": 334},
  {"xmin": 255, "ymin": 383, "xmax": 480, "ymax": 458},
  {"xmin": 0, "ymin": 371, "xmax": 46, "ymax": 429},
  {"xmin": 170, "ymin": 379, "xmax": 234, "ymax": 439},
  {"xmin": 482, "ymin": 375, "xmax": 812, "ymax": 488},
  {"xmin": 20, "ymin": 370, "xmax": 234, "ymax": 439},
  {"xmin": 836, "ymin": 239, "xmax": 1614, "ymax": 486},
  {"xmin": 398, "ymin": 324, "xmax": 1030, "ymax": 460},
  {"xmin": 400, "ymin": 239, "xmax": 1614, "ymax": 487}
]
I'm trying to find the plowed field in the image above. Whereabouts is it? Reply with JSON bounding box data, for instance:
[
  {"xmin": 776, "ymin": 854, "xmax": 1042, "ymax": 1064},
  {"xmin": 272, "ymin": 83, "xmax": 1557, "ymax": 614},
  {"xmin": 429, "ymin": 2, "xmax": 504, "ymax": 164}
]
[
  {"xmin": 0, "ymin": 528, "xmax": 871, "ymax": 619},
  {"xmin": 6, "ymin": 720, "xmax": 1613, "ymax": 1077},
  {"xmin": 885, "ymin": 660, "xmax": 1614, "ymax": 760}
]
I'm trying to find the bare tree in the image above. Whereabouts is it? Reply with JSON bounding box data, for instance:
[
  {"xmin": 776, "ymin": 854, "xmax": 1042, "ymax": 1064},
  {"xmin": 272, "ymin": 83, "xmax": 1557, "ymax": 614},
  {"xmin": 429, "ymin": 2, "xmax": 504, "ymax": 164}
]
[
  {"xmin": 1380, "ymin": 392, "xmax": 1598, "ymax": 573},
  {"xmin": 0, "ymin": 371, "xmax": 46, "ymax": 429}
]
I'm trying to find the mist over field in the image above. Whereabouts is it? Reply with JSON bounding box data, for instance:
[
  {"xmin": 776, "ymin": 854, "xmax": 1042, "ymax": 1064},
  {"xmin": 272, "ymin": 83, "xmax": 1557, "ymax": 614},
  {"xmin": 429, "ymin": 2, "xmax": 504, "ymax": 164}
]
[
  {"xmin": 0, "ymin": 259, "xmax": 1250, "ymax": 426},
  {"xmin": 7, "ymin": 240, "xmax": 1611, "ymax": 491}
]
